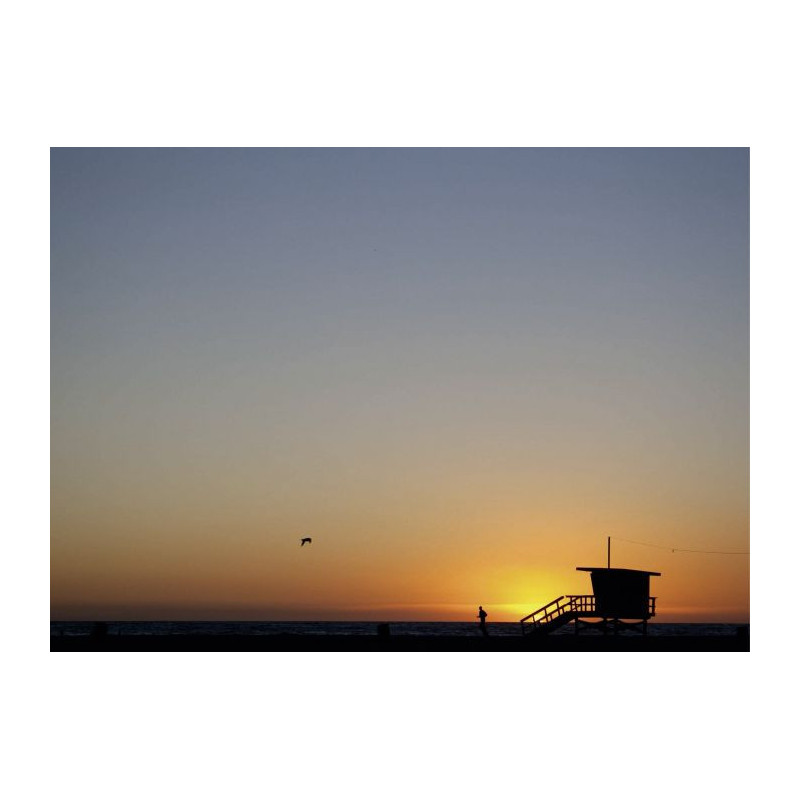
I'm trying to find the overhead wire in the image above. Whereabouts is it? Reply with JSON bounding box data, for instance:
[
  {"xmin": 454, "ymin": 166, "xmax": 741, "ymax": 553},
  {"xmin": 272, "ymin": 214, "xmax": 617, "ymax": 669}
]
[{"xmin": 611, "ymin": 536, "xmax": 749, "ymax": 555}]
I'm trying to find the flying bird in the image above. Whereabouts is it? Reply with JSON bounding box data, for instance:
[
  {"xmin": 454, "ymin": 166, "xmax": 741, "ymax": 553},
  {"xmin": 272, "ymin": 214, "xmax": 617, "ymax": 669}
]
[{"xmin": 300, "ymin": 537, "xmax": 312, "ymax": 547}]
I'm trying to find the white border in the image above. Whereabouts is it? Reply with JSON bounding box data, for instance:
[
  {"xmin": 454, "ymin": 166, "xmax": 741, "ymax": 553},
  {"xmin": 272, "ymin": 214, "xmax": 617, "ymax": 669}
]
[{"xmin": 9, "ymin": 1, "xmax": 792, "ymax": 797}]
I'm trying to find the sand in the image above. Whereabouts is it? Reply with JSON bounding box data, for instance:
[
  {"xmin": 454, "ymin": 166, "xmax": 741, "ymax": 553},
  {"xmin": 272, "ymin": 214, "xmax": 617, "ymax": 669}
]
[{"xmin": 51, "ymin": 632, "xmax": 749, "ymax": 653}]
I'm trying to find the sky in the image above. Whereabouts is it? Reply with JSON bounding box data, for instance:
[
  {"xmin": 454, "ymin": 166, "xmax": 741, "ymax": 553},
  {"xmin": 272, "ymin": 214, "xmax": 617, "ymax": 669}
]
[{"xmin": 50, "ymin": 147, "xmax": 749, "ymax": 622}]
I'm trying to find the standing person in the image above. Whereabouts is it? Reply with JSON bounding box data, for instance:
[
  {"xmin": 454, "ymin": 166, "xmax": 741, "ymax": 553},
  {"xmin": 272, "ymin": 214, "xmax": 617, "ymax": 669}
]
[{"xmin": 477, "ymin": 605, "xmax": 489, "ymax": 636}]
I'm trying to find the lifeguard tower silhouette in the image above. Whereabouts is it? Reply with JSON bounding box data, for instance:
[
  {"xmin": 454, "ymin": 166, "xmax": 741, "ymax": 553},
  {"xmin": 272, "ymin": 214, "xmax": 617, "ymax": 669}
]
[{"xmin": 520, "ymin": 565, "xmax": 661, "ymax": 636}]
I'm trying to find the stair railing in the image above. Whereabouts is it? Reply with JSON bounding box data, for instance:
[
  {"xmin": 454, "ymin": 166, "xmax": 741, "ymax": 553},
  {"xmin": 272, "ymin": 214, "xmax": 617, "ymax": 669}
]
[
  {"xmin": 519, "ymin": 595, "xmax": 571, "ymax": 634},
  {"xmin": 520, "ymin": 594, "xmax": 658, "ymax": 634},
  {"xmin": 566, "ymin": 595, "xmax": 596, "ymax": 615}
]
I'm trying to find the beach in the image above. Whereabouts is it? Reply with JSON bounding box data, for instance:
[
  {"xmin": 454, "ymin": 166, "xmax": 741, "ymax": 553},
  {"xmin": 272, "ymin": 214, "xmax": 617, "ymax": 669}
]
[{"xmin": 51, "ymin": 630, "xmax": 749, "ymax": 652}]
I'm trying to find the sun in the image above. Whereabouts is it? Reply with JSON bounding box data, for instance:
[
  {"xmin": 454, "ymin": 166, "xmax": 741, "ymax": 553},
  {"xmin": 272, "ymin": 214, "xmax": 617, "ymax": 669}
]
[{"xmin": 481, "ymin": 570, "xmax": 566, "ymax": 622}]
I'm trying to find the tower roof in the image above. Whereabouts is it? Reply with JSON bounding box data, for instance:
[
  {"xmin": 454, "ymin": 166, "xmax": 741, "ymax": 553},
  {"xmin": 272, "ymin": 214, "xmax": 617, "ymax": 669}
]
[{"xmin": 576, "ymin": 566, "xmax": 661, "ymax": 576}]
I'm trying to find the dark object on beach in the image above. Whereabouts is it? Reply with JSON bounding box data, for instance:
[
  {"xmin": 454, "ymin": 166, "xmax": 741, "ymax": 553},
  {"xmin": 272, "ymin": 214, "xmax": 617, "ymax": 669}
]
[
  {"xmin": 477, "ymin": 606, "xmax": 489, "ymax": 636},
  {"xmin": 376, "ymin": 623, "xmax": 391, "ymax": 636},
  {"xmin": 90, "ymin": 622, "xmax": 108, "ymax": 637},
  {"xmin": 300, "ymin": 537, "xmax": 312, "ymax": 546}
]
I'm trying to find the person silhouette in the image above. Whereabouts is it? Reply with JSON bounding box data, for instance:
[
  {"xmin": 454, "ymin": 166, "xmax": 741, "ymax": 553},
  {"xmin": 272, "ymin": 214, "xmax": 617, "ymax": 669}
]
[{"xmin": 477, "ymin": 606, "xmax": 489, "ymax": 636}]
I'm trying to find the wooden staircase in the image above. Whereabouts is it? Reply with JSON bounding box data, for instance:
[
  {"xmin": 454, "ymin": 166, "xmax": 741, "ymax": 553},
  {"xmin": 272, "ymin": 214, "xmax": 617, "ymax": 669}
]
[
  {"xmin": 520, "ymin": 594, "xmax": 657, "ymax": 635},
  {"xmin": 519, "ymin": 595, "xmax": 592, "ymax": 635}
]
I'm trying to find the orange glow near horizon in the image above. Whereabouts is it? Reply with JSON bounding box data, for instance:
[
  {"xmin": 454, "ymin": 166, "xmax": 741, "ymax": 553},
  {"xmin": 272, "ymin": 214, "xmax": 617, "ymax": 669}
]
[
  {"xmin": 51, "ymin": 505, "xmax": 749, "ymax": 623},
  {"xmin": 51, "ymin": 451, "xmax": 749, "ymax": 624},
  {"xmin": 51, "ymin": 453, "xmax": 749, "ymax": 622}
]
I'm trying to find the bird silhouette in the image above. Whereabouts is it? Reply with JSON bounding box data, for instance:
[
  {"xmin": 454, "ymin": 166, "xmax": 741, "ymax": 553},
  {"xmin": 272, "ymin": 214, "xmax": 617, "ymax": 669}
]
[{"xmin": 300, "ymin": 537, "xmax": 312, "ymax": 546}]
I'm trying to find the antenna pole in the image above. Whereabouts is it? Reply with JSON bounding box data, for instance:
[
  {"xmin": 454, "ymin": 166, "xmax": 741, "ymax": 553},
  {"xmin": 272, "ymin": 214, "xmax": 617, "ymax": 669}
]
[{"xmin": 607, "ymin": 536, "xmax": 611, "ymax": 569}]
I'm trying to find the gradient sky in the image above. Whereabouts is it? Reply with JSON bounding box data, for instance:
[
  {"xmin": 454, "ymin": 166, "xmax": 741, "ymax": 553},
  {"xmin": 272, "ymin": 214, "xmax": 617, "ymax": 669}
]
[{"xmin": 50, "ymin": 148, "xmax": 749, "ymax": 622}]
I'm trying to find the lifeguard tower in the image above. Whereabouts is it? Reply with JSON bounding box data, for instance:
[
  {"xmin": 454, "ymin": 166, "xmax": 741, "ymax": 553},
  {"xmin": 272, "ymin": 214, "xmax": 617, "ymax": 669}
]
[{"xmin": 520, "ymin": 565, "xmax": 661, "ymax": 636}]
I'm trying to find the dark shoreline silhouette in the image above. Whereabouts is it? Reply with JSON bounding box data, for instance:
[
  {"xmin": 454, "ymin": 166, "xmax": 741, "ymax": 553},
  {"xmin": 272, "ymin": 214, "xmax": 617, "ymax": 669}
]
[{"xmin": 51, "ymin": 631, "xmax": 749, "ymax": 653}]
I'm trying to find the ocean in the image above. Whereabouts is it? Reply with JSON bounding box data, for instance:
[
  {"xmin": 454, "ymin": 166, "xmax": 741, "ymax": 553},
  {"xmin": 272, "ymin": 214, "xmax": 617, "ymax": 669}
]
[{"xmin": 50, "ymin": 621, "xmax": 746, "ymax": 638}]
